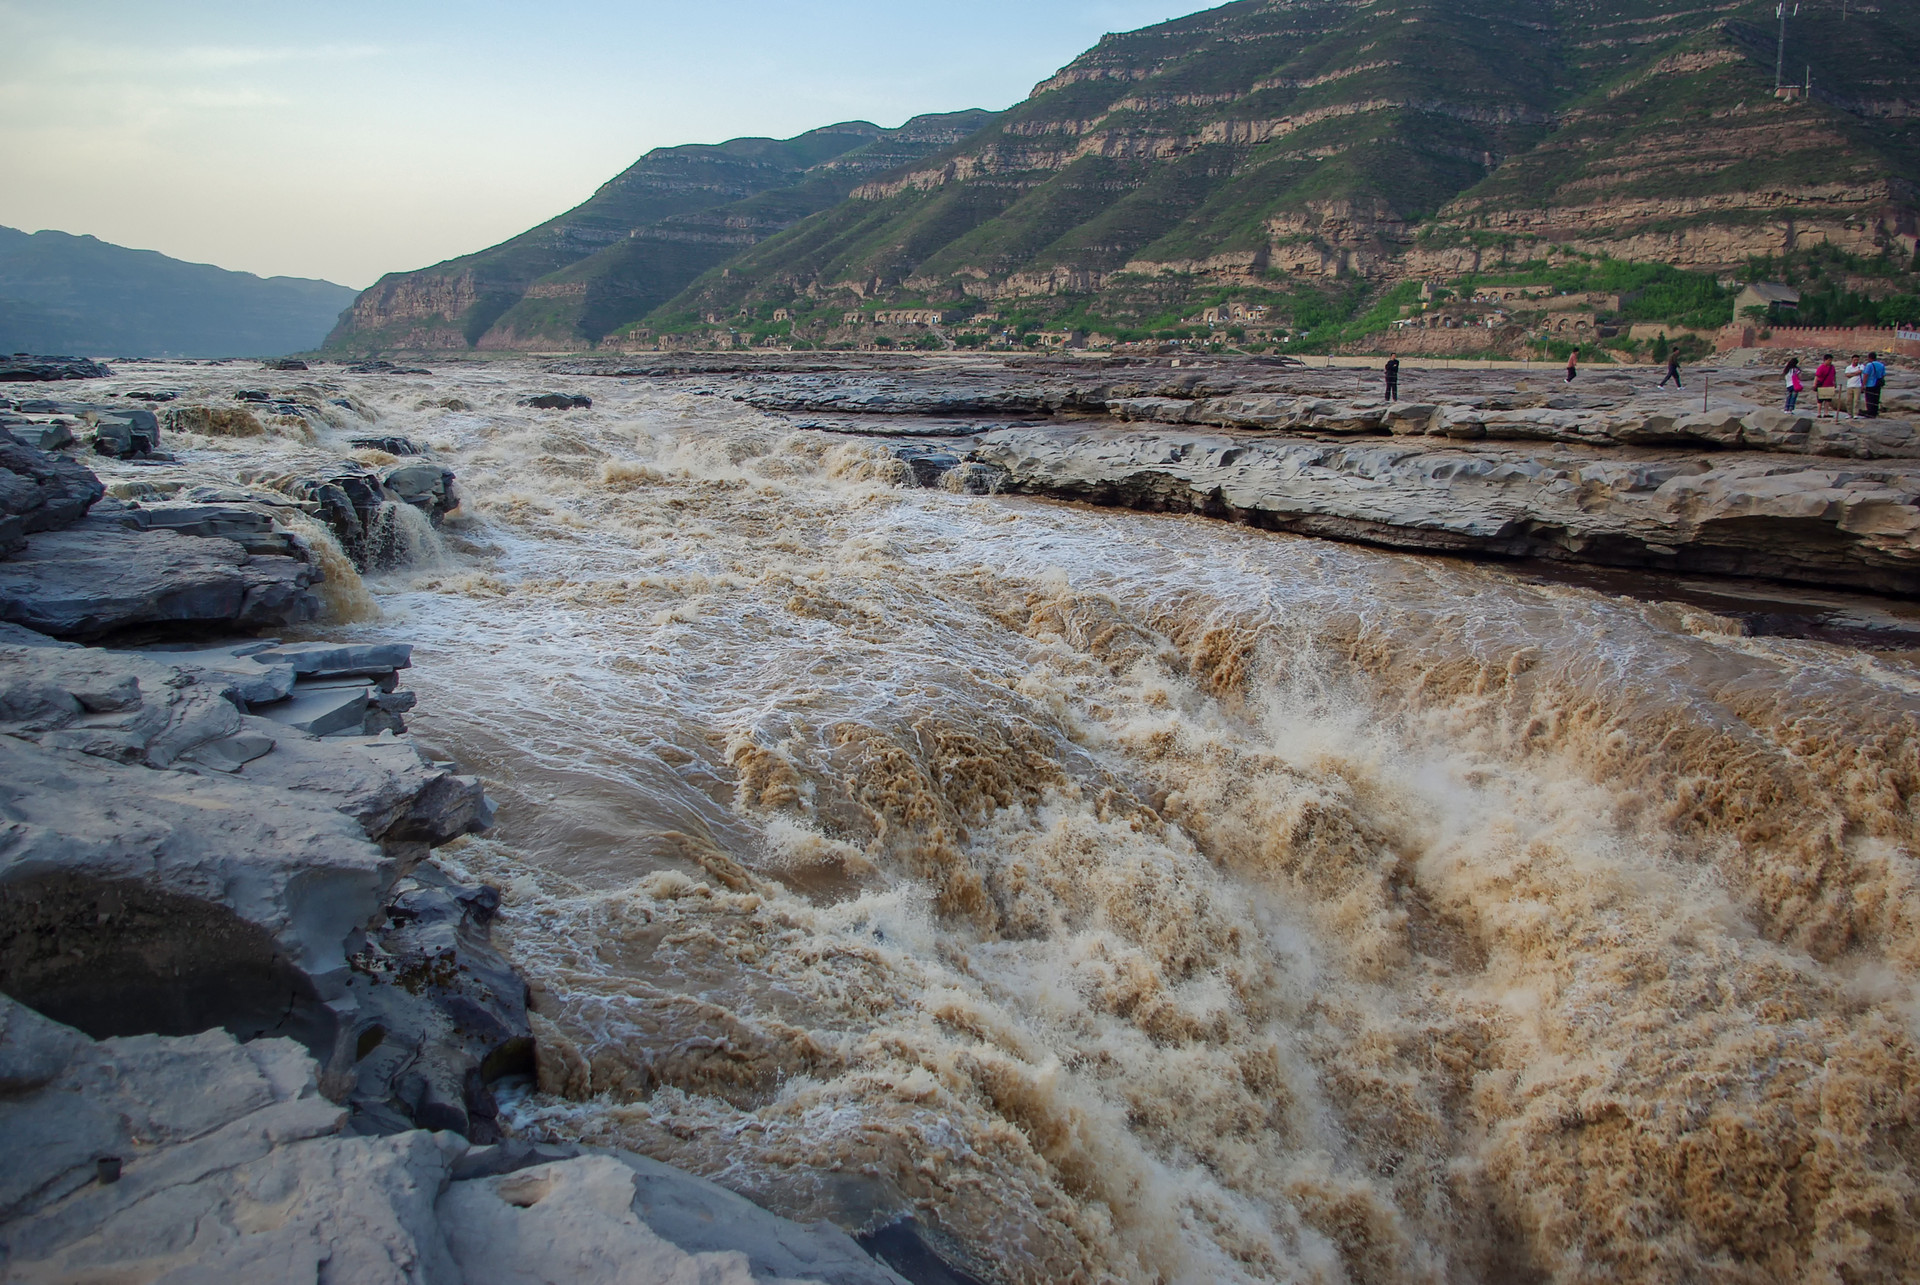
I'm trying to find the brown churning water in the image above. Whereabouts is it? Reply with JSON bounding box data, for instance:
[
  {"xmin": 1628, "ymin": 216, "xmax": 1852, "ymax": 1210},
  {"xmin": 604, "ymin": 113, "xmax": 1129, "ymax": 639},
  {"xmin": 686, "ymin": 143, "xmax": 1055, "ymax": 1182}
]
[{"xmin": 172, "ymin": 365, "xmax": 1920, "ymax": 1284}]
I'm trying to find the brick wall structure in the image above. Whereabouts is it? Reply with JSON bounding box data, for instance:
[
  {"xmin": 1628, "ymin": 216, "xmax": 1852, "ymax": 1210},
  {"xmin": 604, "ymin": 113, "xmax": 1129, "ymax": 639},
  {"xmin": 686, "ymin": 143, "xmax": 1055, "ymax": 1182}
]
[{"xmin": 1717, "ymin": 324, "xmax": 1920, "ymax": 357}]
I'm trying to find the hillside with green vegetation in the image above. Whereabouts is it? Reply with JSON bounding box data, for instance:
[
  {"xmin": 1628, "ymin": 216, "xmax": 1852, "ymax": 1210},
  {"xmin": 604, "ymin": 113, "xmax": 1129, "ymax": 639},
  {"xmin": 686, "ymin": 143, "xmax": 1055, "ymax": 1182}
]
[
  {"xmin": 326, "ymin": 112, "xmax": 996, "ymax": 353},
  {"xmin": 647, "ymin": 0, "xmax": 1918, "ymax": 353},
  {"xmin": 327, "ymin": 0, "xmax": 1920, "ymax": 356}
]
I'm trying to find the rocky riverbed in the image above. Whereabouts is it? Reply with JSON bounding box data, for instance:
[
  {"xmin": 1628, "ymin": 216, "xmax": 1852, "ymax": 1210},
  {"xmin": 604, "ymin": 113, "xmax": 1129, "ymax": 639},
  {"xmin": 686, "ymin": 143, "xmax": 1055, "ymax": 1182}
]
[
  {"xmin": 4, "ymin": 351, "xmax": 1920, "ymax": 1284},
  {"xmin": 604, "ymin": 352, "xmax": 1920, "ymax": 596},
  {"xmin": 0, "ymin": 363, "xmax": 928, "ymax": 1284}
]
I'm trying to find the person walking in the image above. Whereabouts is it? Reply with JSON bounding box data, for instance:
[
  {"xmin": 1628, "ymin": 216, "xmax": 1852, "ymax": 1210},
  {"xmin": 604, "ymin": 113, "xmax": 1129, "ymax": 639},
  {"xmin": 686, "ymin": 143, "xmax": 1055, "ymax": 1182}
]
[
  {"xmin": 1813, "ymin": 354, "xmax": 1837, "ymax": 418},
  {"xmin": 1384, "ymin": 355, "xmax": 1400, "ymax": 401},
  {"xmin": 1864, "ymin": 351, "xmax": 1887, "ymax": 417},
  {"xmin": 1844, "ymin": 354, "xmax": 1865, "ymax": 418},
  {"xmin": 1782, "ymin": 357, "xmax": 1803, "ymax": 412},
  {"xmin": 1565, "ymin": 347, "xmax": 1579, "ymax": 384},
  {"xmin": 1658, "ymin": 350, "xmax": 1682, "ymax": 388}
]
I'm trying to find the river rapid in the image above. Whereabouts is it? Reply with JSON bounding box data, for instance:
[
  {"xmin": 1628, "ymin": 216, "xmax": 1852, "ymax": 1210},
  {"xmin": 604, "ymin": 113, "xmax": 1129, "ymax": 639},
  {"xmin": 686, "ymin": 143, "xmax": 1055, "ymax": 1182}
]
[{"xmin": 102, "ymin": 362, "xmax": 1920, "ymax": 1283}]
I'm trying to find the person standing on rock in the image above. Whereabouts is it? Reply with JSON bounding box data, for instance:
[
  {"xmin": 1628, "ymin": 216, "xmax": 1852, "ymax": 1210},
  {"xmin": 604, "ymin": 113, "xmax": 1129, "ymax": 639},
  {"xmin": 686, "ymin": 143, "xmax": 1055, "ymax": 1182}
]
[
  {"xmin": 1814, "ymin": 354, "xmax": 1837, "ymax": 418},
  {"xmin": 1384, "ymin": 356, "xmax": 1400, "ymax": 402},
  {"xmin": 1658, "ymin": 350, "xmax": 1682, "ymax": 388},
  {"xmin": 1782, "ymin": 357, "xmax": 1803, "ymax": 412},
  {"xmin": 1864, "ymin": 351, "xmax": 1887, "ymax": 417},
  {"xmin": 1845, "ymin": 355, "xmax": 1865, "ymax": 418},
  {"xmin": 1565, "ymin": 348, "xmax": 1579, "ymax": 384}
]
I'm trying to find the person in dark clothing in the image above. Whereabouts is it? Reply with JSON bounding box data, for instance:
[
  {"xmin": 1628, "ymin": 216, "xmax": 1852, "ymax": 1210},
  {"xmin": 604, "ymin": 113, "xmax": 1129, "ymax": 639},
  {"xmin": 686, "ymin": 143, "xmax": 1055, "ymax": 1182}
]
[
  {"xmin": 1565, "ymin": 348, "xmax": 1579, "ymax": 383},
  {"xmin": 1864, "ymin": 351, "xmax": 1887, "ymax": 417},
  {"xmin": 1384, "ymin": 356, "xmax": 1400, "ymax": 401},
  {"xmin": 1658, "ymin": 352, "xmax": 1682, "ymax": 388}
]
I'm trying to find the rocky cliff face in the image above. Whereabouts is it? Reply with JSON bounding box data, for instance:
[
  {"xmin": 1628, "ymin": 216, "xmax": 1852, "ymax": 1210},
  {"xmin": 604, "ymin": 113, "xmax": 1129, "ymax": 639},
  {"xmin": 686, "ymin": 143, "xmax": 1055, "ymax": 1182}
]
[
  {"xmin": 1414, "ymin": 10, "xmax": 1920, "ymax": 274},
  {"xmin": 330, "ymin": 113, "xmax": 996, "ymax": 354},
  {"xmin": 327, "ymin": 0, "xmax": 1920, "ymax": 353},
  {"xmin": 661, "ymin": 0, "xmax": 1920, "ymax": 326},
  {"xmin": 327, "ymin": 123, "xmax": 890, "ymax": 353}
]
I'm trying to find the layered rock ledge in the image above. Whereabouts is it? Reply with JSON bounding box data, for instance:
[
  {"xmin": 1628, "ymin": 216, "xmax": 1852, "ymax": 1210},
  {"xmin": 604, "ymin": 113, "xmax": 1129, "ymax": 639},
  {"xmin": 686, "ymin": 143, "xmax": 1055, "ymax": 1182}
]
[
  {"xmin": 0, "ymin": 998, "xmax": 907, "ymax": 1284},
  {"xmin": 0, "ymin": 389, "xmax": 940, "ymax": 1284},
  {"xmin": 963, "ymin": 424, "xmax": 1920, "ymax": 594},
  {"xmin": 0, "ymin": 632, "xmax": 918, "ymax": 1281},
  {"xmin": 633, "ymin": 354, "xmax": 1919, "ymax": 596},
  {"xmin": 0, "ymin": 355, "xmax": 111, "ymax": 383},
  {"xmin": 0, "ymin": 634, "xmax": 504, "ymax": 1127}
]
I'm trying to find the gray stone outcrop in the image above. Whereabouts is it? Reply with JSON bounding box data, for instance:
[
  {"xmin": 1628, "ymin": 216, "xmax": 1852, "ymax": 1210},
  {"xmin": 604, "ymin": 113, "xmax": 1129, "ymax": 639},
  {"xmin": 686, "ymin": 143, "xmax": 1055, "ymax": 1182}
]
[
  {"xmin": 966, "ymin": 425, "xmax": 1920, "ymax": 595},
  {"xmin": 0, "ymin": 641, "xmax": 500, "ymax": 1140},
  {"xmin": 248, "ymin": 458, "xmax": 458, "ymax": 570},
  {"xmin": 87, "ymin": 408, "xmax": 163, "ymax": 459},
  {"xmin": 0, "ymin": 433, "xmax": 105, "ymax": 557},
  {"xmin": 0, "ymin": 999, "xmax": 908, "ymax": 1284},
  {"xmin": 0, "ymin": 356, "xmax": 111, "ymax": 382},
  {"xmin": 0, "ymin": 520, "xmax": 320, "ymax": 639},
  {"xmin": 381, "ymin": 460, "xmax": 460, "ymax": 522}
]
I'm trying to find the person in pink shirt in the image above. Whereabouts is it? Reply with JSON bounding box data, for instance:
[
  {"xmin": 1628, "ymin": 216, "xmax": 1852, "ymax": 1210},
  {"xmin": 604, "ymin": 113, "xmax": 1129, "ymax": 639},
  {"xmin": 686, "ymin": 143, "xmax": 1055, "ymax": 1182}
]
[{"xmin": 1813, "ymin": 354, "xmax": 1837, "ymax": 418}]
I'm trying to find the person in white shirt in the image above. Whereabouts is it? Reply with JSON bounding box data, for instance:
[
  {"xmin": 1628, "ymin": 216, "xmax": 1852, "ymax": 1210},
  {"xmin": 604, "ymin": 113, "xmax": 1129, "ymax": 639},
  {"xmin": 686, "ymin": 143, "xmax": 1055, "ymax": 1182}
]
[{"xmin": 1844, "ymin": 355, "xmax": 1865, "ymax": 419}]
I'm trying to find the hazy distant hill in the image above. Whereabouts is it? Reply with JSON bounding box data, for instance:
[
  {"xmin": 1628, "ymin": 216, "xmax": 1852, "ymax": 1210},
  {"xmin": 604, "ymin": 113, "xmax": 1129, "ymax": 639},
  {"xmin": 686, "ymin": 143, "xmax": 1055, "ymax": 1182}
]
[
  {"xmin": 0, "ymin": 227, "xmax": 358, "ymax": 358},
  {"xmin": 326, "ymin": 111, "xmax": 999, "ymax": 352}
]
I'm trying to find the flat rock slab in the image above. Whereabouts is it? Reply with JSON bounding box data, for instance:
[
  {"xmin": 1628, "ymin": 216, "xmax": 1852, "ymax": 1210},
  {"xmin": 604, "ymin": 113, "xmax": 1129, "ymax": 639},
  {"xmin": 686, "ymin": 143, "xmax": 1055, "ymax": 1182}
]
[
  {"xmin": 0, "ymin": 522, "xmax": 320, "ymax": 639},
  {"xmin": 131, "ymin": 500, "xmax": 306, "ymax": 558},
  {"xmin": 5, "ymin": 423, "xmax": 74, "ymax": 451},
  {"xmin": 253, "ymin": 679, "xmax": 374, "ymax": 737},
  {"xmin": 970, "ymin": 425, "xmax": 1920, "ymax": 595},
  {"xmin": 0, "ymin": 356, "xmax": 111, "ymax": 382},
  {"xmin": 0, "ymin": 643, "xmax": 489, "ymax": 847},
  {"xmin": 0, "ymin": 620, "xmax": 70, "ymax": 648},
  {"xmin": 0, "ymin": 731, "xmax": 394, "ymax": 998},
  {"xmin": 125, "ymin": 642, "xmax": 296, "ymax": 706},
  {"xmin": 252, "ymin": 640, "xmax": 413, "ymax": 677},
  {"xmin": 0, "ymin": 999, "xmax": 910, "ymax": 1284}
]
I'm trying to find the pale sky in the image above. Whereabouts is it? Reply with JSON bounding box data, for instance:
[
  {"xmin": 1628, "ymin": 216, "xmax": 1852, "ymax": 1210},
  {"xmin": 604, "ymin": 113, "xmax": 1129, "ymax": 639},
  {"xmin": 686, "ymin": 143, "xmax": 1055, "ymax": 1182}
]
[{"xmin": 0, "ymin": 1, "xmax": 1214, "ymax": 289}]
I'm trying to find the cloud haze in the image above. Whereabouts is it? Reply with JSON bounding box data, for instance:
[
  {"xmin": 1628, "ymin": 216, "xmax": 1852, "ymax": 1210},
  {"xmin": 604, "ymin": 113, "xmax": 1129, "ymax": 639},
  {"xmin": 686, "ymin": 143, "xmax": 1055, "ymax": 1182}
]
[{"xmin": 0, "ymin": 1, "xmax": 1213, "ymax": 287}]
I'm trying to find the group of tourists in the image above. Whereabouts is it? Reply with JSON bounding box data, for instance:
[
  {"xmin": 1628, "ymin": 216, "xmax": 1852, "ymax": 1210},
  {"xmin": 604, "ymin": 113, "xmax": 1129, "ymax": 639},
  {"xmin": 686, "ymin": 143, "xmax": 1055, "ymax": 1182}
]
[
  {"xmin": 1781, "ymin": 353, "xmax": 1886, "ymax": 417},
  {"xmin": 1379, "ymin": 349, "xmax": 1893, "ymax": 417}
]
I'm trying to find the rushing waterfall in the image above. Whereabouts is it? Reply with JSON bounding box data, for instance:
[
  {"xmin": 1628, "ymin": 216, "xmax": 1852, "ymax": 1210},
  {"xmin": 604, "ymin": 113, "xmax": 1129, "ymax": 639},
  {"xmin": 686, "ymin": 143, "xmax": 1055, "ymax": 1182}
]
[
  {"xmin": 285, "ymin": 510, "xmax": 381, "ymax": 624},
  {"xmin": 76, "ymin": 360, "xmax": 1920, "ymax": 1284},
  {"xmin": 366, "ymin": 497, "xmax": 449, "ymax": 571}
]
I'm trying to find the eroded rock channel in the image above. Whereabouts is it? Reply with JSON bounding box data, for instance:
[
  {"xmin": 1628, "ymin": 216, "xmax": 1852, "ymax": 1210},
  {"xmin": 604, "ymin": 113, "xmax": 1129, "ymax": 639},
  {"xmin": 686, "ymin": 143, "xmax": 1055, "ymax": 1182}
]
[
  {"xmin": 0, "ymin": 371, "xmax": 926, "ymax": 1285},
  {"xmin": 4, "ymin": 352, "xmax": 1920, "ymax": 1284}
]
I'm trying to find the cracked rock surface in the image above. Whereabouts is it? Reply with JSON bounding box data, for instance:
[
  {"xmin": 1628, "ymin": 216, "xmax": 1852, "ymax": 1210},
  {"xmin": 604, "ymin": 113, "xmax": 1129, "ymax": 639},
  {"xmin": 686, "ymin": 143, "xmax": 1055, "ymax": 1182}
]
[
  {"xmin": 965, "ymin": 424, "xmax": 1920, "ymax": 593},
  {"xmin": 0, "ymin": 639, "xmax": 501, "ymax": 1144},
  {"xmin": 0, "ymin": 998, "xmax": 904, "ymax": 1284}
]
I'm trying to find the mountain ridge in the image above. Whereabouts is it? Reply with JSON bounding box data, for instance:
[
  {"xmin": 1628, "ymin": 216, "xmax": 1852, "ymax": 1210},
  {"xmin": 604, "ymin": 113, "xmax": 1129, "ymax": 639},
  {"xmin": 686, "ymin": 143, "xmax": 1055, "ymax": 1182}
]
[
  {"xmin": 0, "ymin": 227, "xmax": 358, "ymax": 359},
  {"xmin": 662, "ymin": 0, "xmax": 1915, "ymax": 319},
  {"xmin": 328, "ymin": 0, "xmax": 1920, "ymax": 355},
  {"xmin": 326, "ymin": 111, "xmax": 999, "ymax": 352}
]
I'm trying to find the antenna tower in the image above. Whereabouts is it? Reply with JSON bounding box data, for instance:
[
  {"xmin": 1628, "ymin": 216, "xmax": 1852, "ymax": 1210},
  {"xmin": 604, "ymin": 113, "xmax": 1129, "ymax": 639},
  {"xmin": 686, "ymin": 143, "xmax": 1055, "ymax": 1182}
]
[{"xmin": 1775, "ymin": 3, "xmax": 1800, "ymax": 92}]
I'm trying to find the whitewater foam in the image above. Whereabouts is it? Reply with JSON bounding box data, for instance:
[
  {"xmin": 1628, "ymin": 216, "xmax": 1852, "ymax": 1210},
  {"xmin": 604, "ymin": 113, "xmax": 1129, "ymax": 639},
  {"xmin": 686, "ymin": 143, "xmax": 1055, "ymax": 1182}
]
[{"xmin": 91, "ymin": 360, "xmax": 1920, "ymax": 1284}]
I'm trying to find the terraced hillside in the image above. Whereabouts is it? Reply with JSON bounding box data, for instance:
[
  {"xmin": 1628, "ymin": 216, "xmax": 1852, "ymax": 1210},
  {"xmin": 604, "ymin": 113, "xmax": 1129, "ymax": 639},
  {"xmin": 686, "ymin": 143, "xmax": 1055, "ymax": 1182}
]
[
  {"xmin": 327, "ymin": 112, "xmax": 995, "ymax": 353},
  {"xmin": 659, "ymin": 0, "xmax": 1918, "ymax": 328}
]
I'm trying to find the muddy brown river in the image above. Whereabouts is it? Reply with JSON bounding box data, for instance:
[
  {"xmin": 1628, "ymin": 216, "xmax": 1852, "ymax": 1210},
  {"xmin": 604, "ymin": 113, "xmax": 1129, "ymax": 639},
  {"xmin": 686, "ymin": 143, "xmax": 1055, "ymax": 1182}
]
[{"xmin": 85, "ymin": 360, "xmax": 1920, "ymax": 1284}]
